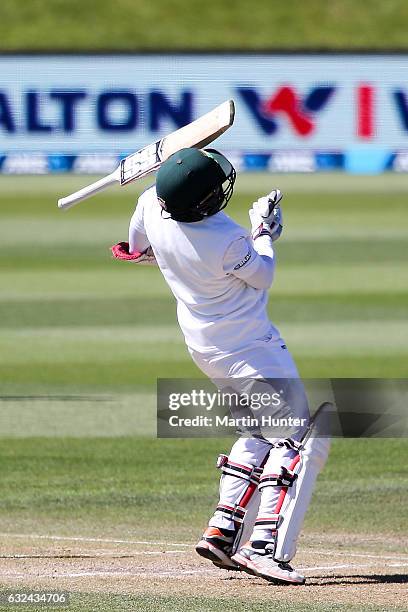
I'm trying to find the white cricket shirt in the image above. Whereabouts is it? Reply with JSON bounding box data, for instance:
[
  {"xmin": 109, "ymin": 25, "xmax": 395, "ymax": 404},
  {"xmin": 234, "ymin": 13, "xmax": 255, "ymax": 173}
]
[{"xmin": 128, "ymin": 186, "xmax": 280, "ymax": 353}]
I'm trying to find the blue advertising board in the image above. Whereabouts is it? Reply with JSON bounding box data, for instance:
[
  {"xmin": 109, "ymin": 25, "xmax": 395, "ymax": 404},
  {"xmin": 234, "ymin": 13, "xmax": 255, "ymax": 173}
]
[{"xmin": 1, "ymin": 54, "xmax": 408, "ymax": 172}]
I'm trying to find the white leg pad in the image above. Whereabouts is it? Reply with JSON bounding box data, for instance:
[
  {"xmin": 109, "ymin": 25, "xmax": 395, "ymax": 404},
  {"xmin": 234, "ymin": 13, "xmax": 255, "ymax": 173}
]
[
  {"xmin": 273, "ymin": 413, "xmax": 331, "ymax": 562},
  {"xmin": 209, "ymin": 437, "xmax": 270, "ymax": 532}
]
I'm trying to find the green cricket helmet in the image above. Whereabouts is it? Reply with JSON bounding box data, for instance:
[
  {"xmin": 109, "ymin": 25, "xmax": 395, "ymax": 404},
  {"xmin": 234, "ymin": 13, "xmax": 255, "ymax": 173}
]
[{"xmin": 155, "ymin": 147, "xmax": 236, "ymax": 222}]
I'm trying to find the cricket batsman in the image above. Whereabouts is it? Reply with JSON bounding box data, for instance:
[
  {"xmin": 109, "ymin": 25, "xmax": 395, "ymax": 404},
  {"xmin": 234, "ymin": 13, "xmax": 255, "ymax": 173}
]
[{"xmin": 111, "ymin": 147, "xmax": 330, "ymax": 585}]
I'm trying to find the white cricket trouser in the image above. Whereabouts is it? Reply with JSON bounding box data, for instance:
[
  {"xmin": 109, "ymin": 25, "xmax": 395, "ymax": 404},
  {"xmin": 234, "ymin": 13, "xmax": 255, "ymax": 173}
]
[{"xmin": 189, "ymin": 335, "xmax": 310, "ymax": 542}]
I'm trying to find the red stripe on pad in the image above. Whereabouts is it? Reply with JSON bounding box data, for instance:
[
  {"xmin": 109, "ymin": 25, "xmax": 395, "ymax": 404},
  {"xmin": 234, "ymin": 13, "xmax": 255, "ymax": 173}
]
[
  {"xmin": 237, "ymin": 454, "xmax": 269, "ymax": 510},
  {"xmin": 274, "ymin": 454, "xmax": 301, "ymax": 514},
  {"xmin": 228, "ymin": 460, "xmax": 252, "ymax": 471}
]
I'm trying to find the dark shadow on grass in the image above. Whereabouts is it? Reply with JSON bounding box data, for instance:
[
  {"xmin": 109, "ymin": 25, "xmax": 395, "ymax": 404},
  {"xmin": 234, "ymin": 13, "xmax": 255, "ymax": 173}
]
[
  {"xmin": 0, "ymin": 395, "xmax": 112, "ymax": 401},
  {"xmin": 220, "ymin": 572, "xmax": 408, "ymax": 587},
  {"xmin": 306, "ymin": 573, "xmax": 408, "ymax": 586}
]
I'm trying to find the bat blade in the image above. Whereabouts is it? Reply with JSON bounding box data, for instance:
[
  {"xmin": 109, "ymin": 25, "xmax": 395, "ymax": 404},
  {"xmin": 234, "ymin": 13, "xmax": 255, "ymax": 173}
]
[
  {"xmin": 120, "ymin": 99, "xmax": 235, "ymax": 185},
  {"xmin": 58, "ymin": 99, "xmax": 235, "ymax": 210}
]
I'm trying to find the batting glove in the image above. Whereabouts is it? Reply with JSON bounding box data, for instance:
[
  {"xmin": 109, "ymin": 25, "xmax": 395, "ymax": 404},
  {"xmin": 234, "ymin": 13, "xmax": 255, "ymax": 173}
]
[
  {"xmin": 111, "ymin": 242, "xmax": 157, "ymax": 265},
  {"xmin": 249, "ymin": 190, "xmax": 283, "ymax": 241}
]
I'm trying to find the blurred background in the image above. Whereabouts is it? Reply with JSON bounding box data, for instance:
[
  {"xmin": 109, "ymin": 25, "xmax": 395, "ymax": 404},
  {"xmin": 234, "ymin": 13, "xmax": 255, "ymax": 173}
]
[
  {"xmin": 1, "ymin": 0, "xmax": 407, "ymax": 418},
  {"xmin": 0, "ymin": 3, "xmax": 407, "ymax": 610}
]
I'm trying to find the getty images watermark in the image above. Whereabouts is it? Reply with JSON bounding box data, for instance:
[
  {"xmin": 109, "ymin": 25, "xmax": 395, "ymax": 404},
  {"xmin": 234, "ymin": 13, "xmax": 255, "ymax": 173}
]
[
  {"xmin": 157, "ymin": 378, "xmax": 408, "ymax": 438},
  {"xmin": 166, "ymin": 388, "xmax": 307, "ymax": 430}
]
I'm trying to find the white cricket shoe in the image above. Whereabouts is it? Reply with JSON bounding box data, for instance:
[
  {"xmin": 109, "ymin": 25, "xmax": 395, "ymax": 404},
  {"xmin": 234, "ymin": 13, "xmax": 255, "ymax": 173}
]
[
  {"xmin": 195, "ymin": 527, "xmax": 240, "ymax": 571},
  {"xmin": 231, "ymin": 541, "xmax": 305, "ymax": 585}
]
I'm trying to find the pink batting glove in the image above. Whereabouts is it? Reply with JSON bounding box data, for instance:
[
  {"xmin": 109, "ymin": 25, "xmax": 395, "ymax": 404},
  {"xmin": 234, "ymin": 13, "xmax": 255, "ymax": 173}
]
[{"xmin": 111, "ymin": 242, "xmax": 157, "ymax": 265}]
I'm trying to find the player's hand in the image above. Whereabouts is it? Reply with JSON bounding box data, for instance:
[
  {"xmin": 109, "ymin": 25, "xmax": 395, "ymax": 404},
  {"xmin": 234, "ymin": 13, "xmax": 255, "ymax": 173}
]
[
  {"xmin": 249, "ymin": 190, "xmax": 283, "ymax": 241},
  {"xmin": 111, "ymin": 242, "xmax": 157, "ymax": 265}
]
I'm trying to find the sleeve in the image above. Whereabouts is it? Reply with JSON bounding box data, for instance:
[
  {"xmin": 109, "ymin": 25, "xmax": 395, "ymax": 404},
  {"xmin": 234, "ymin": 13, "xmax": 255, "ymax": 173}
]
[
  {"xmin": 128, "ymin": 196, "xmax": 151, "ymax": 254},
  {"xmin": 223, "ymin": 236, "xmax": 276, "ymax": 290}
]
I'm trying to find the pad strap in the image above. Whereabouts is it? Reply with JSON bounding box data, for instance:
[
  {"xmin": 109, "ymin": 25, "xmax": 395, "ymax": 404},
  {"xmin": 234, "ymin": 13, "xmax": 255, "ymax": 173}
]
[
  {"xmin": 215, "ymin": 503, "xmax": 246, "ymax": 524},
  {"xmin": 275, "ymin": 438, "xmax": 304, "ymax": 452},
  {"xmin": 254, "ymin": 513, "xmax": 280, "ymax": 529},
  {"xmin": 216, "ymin": 454, "xmax": 262, "ymax": 486},
  {"xmin": 258, "ymin": 466, "xmax": 298, "ymax": 490}
]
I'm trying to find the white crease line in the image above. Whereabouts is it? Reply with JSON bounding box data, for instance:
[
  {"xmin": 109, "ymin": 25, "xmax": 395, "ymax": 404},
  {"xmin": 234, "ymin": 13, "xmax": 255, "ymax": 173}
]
[
  {"xmin": 1, "ymin": 563, "xmax": 405, "ymax": 580},
  {"xmin": 307, "ymin": 549, "xmax": 408, "ymax": 562},
  {"xmin": 0, "ymin": 551, "xmax": 183, "ymax": 558},
  {"xmin": 1, "ymin": 533, "xmax": 407, "ymax": 563},
  {"xmin": 0, "ymin": 569, "xmax": 218, "ymax": 579},
  {"xmin": 49, "ymin": 570, "xmax": 211, "ymax": 578},
  {"xmin": 0, "ymin": 533, "xmax": 190, "ymax": 548}
]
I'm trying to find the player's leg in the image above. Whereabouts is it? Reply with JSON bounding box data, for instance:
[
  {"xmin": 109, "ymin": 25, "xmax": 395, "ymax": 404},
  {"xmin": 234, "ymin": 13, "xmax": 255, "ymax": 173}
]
[
  {"xmin": 191, "ymin": 342, "xmax": 330, "ymax": 580},
  {"xmin": 232, "ymin": 404, "xmax": 331, "ymax": 585},
  {"xmin": 231, "ymin": 442, "xmax": 305, "ymax": 583},
  {"xmin": 195, "ymin": 435, "xmax": 270, "ymax": 569},
  {"xmin": 189, "ymin": 348, "xmax": 267, "ymax": 569},
  {"xmin": 224, "ymin": 339, "xmax": 328, "ymax": 584},
  {"xmin": 192, "ymin": 343, "xmax": 296, "ymax": 570}
]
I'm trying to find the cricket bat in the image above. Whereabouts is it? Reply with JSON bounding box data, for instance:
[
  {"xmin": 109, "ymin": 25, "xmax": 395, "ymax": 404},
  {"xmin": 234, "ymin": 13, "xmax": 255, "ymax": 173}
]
[{"xmin": 57, "ymin": 99, "xmax": 235, "ymax": 210}]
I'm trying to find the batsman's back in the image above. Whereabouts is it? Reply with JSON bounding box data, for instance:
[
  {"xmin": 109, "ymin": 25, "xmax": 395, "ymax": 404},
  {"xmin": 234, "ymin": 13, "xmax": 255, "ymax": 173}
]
[{"xmin": 138, "ymin": 186, "xmax": 272, "ymax": 352}]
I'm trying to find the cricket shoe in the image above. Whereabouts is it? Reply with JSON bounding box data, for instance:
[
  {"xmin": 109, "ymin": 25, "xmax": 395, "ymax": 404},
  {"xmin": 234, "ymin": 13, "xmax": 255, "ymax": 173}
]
[
  {"xmin": 231, "ymin": 540, "xmax": 305, "ymax": 584},
  {"xmin": 195, "ymin": 527, "xmax": 240, "ymax": 571}
]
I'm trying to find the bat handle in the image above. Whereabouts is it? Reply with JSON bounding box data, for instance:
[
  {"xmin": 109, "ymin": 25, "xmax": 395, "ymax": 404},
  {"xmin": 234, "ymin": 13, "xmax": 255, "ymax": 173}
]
[
  {"xmin": 57, "ymin": 172, "xmax": 118, "ymax": 210},
  {"xmin": 267, "ymin": 189, "xmax": 283, "ymax": 210}
]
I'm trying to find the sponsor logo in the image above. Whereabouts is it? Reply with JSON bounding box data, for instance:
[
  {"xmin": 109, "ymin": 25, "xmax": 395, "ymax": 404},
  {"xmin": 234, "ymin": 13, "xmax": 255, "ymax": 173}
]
[
  {"xmin": 72, "ymin": 154, "xmax": 119, "ymax": 174},
  {"xmin": 237, "ymin": 86, "xmax": 335, "ymax": 136},
  {"xmin": 234, "ymin": 250, "xmax": 252, "ymax": 270},
  {"xmin": 0, "ymin": 153, "xmax": 48, "ymax": 174},
  {"xmin": 268, "ymin": 150, "xmax": 315, "ymax": 173},
  {"xmin": 0, "ymin": 90, "xmax": 192, "ymax": 134},
  {"xmin": 237, "ymin": 84, "xmax": 408, "ymax": 141},
  {"xmin": 391, "ymin": 151, "xmax": 408, "ymax": 172}
]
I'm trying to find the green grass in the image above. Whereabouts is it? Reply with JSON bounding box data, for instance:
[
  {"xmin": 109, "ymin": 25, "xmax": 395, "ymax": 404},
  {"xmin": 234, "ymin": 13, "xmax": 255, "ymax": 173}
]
[
  {"xmin": 0, "ymin": 173, "xmax": 407, "ymax": 609},
  {"xmin": 0, "ymin": 438, "xmax": 406, "ymax": 539},
  {"xmin": 0, "ymin": 592, "xmax": 394, "ymax": 612},
  {"xmin": 1, "ymin": 173, "xmax": 407, "ymax": 400},
  {"xmin": 1, "ymin": 0, "xmax": 408, "ymax": 50}
]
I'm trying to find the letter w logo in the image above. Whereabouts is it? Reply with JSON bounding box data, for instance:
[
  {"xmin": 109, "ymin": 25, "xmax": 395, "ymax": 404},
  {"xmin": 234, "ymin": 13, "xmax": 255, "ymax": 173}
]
[{"xmin": 238, "ymin": 86, "xmax": 335, "ymax": 136}]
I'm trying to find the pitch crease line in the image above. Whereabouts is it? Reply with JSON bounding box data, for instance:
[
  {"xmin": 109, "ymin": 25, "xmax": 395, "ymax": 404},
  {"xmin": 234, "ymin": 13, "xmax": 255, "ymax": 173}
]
[
  {"xmin": 0, "ymin": 570, "xmax": 219, "ymax": 579},
  {"xmin": 0, "ymin": 551, "xmax": 184, "ymax": 559},
  {"xmin": 2, "ymin": 533, "xmax": 407, "ymax": 562},
  {"xmin": 0, "ymin": 533, "xmax": 190, "ymax": 547}
]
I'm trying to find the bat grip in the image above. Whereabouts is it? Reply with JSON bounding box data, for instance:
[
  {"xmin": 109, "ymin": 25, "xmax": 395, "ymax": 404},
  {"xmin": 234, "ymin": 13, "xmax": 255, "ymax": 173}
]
[{"xmin": 57, "ymin": 172, "xmax": 117, "ymax": 210}]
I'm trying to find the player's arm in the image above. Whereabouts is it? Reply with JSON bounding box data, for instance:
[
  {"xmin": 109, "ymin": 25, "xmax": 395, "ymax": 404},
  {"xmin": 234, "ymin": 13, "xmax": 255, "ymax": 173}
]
[
  {"xmin": 223, "ymin": 190, "xmax": 283, "ymax": 289},
  {"xmin": 128, "ymin": 193, "xmax": 151, "ymax": 253},
  {"xmin": 223, "ymin": 236, "xmax": 275, "ymax": 289},
  {"xmin": 111, "ymin": 191, "xmax": 156, "ymax": 264}
]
